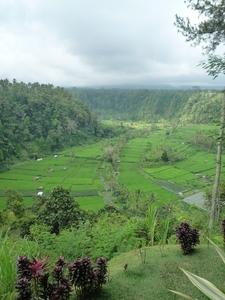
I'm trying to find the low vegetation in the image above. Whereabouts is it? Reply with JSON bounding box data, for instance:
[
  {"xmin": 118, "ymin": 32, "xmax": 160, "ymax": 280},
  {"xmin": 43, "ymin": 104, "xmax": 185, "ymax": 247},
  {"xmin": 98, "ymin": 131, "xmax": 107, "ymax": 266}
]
[
  {"xmin": 15, "ymin": 254, "xmax": 107, "ymax": 300},
  {"xmin": 2, "ymin": 235, "xmax": 225, "ymax": 299}
]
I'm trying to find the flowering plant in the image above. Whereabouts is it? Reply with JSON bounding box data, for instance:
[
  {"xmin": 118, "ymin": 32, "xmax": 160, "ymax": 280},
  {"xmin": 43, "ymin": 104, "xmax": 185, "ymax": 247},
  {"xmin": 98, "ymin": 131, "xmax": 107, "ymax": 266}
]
[{"xmin": 15, "ymin": 254, "xmax": 107, "ymax": 299}]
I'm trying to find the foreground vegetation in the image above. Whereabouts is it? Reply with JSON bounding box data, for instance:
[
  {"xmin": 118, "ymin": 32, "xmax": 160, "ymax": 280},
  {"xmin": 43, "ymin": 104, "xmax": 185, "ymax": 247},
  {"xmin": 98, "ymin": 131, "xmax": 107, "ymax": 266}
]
[
  {"xmin": 0, "ymin": 180, "xmax": 224, "ymax": 298},
  {"xmin": 1, "ymin": 230, "xmax": 225, "ymax": 300},
  {"xmin": 105, "ymin": 244, "xmax": 225, "ymax": 300}
]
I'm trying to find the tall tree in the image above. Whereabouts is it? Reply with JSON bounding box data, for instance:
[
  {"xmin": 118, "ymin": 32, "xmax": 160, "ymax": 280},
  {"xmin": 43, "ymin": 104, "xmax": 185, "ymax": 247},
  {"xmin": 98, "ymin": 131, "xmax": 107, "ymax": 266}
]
[
  {"xmin": 201, "ymin": 57, "xmax": 225, "ymax": 228},
  {"xmin": 36, "ymin": 186, "xmax": 84, "ymax": 234},
  {"xmin": 175, "ymin": 0, "xmax": 225, "ymax": 229},
  {"xmin": 5, "ymin": 188, "xmax": 25, "ymax": 218}
]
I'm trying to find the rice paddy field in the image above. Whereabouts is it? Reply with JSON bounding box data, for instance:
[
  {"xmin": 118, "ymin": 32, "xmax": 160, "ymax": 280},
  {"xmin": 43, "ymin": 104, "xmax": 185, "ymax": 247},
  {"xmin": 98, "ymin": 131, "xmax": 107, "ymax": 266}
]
[
  {"xmin": 0, "ymin": 124, "xmax": 224, "ymax": 210},
  {"xmin": 0, "ymin": 143, "xmax": 105, "ymax": 210},
  {"xmin": 117, "ymin": 124, "xmax": 225, "ymax": 205}
]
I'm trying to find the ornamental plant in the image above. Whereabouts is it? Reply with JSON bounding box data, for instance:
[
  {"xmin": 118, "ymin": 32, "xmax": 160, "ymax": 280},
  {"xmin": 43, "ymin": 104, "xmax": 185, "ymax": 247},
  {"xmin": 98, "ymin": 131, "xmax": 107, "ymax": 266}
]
[
  {"xmin": 15, "ymin": 254, "xmax": 107, "ymax": 300},
  {"xmin": 15, "ymin": 254, "xmax": 71, "ymax": 300},
  {"xmin": 175, "ymin": 222, "xmax": 200, "ymax": 255},
  {"xmin": 68, "ymin": 256, "xmax": 108, "ymax": 298}
]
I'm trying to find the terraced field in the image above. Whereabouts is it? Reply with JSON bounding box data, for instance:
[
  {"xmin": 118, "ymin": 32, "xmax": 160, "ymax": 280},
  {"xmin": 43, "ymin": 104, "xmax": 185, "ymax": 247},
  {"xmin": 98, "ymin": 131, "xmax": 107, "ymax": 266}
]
[
  {"xmin": 118, "ymin": 124, "xmax": 223, "ymax": 205},
  {"xmin": 0, "ymin": 124, "xmax": 223, "ymax": 210},
  {"xmin": 0, "ymin": 143, "xmax": 105, "ymax": 210}
]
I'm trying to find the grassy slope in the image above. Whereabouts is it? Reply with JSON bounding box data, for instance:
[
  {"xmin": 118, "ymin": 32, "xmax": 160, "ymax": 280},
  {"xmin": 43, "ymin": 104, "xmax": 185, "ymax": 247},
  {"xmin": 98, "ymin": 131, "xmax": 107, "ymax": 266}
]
[{"xmin": 101, "ymin": 244, "xmax": 225, "ymax": 300}]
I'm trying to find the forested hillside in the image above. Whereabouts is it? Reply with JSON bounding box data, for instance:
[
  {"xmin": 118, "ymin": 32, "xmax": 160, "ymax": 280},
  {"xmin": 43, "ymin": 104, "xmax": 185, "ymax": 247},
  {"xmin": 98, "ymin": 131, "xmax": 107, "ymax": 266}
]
[
  {"xmin": 0, "ymin": 80, "xmax": 112, "ymax": 172},
  {"xmin": 68, "ymin": 88, "xmax": 223, "ymax": 123},
  {"xmin": 1, "ymin": 80, "xmax": 223, "ymax": 172}
]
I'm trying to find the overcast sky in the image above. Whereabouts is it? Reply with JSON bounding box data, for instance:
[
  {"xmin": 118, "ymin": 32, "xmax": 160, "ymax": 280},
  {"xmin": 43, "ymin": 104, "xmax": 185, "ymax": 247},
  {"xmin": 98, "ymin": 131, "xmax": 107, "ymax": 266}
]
[{"xmin": 1, "ymin": 0, "xmax": 224, "ymax": 88}]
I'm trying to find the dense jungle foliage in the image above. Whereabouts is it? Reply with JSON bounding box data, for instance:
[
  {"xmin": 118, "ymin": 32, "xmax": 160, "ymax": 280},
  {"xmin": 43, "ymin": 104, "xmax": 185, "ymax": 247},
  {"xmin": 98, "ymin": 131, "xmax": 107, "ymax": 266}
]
[
  {"xmin": 68, "ymin": 87, "xmax": 223, "ymax": 123},
  {"xmin": 0, "ymin": 80, "xmax": 128, "ymax": 172}
]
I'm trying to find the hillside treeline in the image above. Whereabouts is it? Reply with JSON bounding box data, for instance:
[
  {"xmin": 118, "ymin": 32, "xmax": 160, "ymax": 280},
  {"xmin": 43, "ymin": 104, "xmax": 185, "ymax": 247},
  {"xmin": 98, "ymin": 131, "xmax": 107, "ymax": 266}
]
[
  {"xmin": 68, "ymin": 88, "xmax": 223, "ymax": 123},
  {"xmin": 0, "ymin": 79, "xmax": 122, "ymax": 172}
]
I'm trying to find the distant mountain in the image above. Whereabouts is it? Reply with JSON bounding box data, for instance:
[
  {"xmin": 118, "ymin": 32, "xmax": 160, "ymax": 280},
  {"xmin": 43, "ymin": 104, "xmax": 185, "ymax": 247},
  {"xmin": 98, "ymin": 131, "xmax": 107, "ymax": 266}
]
[
  {"xmin": 177, "ymin": 85, "xmax": 224, "ymax": 90},
  {"xmin": 66, "ymin": 84, "xmax": 225, "ymax": 90},
  {"xmin": 67, "ymin": 87, "xmax": 223, "ymax": 123}
]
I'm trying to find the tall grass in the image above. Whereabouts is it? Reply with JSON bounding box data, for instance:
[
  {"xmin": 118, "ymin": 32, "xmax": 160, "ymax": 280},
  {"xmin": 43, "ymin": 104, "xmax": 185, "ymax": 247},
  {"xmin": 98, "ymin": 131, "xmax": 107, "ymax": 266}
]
[
  {"xmin": 0, "ymin": 231, "xmax": 41, "ymax": 300},
  {"xmin": 0, "ymin": 231, "xmax": 17, "ymax": 299},
  {"xmin": 158, "ymin": 217, "xmax": 170, "ymax": 256},
  {"xmin": 147, "ymin": 205, "xmax": 158, "ymax": 246}
]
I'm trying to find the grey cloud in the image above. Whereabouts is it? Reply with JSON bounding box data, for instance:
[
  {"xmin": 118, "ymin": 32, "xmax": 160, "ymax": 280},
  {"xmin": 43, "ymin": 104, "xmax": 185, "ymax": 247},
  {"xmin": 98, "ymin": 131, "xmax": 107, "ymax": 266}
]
[{"xmin": 0, "ymin": 0, "xmax": 223, "ymax": 87}]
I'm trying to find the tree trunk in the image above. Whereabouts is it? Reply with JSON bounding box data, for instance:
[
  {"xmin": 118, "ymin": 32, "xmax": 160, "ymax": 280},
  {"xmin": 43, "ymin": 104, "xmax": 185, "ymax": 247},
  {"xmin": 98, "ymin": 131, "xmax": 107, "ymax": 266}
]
[{"xmin": 209, "ymin": 92, "xmax": 225, "ymax": 230}]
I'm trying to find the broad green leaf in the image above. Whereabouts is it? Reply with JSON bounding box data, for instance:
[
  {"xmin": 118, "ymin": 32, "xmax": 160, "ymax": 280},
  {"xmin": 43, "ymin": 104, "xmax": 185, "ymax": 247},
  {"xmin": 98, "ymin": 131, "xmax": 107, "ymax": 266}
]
[
  {"xmin": 169, "ymin": 289, "xmax": 196, "ymax": 299},
  {"xmin": 181, "ymin": 269, "xmax": 225, "ymax": 300},
  {"xmin": 207, "ymin": 238, "xmax": 225, "ymax": 264}
]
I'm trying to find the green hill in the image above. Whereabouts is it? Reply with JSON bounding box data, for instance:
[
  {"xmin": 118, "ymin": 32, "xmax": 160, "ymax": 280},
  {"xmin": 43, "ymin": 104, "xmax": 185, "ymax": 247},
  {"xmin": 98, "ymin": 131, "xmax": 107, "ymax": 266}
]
[
  {"xmin": 102, "ymin": 244, "xmax": 224, "ymax": 300},
  {"xmin": 68, "ymin": 88, "xmax": 223, "ymax": 124}
]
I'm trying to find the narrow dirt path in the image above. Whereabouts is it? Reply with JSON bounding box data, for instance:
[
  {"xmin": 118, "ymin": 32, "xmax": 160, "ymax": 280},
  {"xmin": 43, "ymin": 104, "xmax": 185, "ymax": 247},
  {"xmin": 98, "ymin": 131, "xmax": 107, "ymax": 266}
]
[
  {"xmin": 99, "ymin": 172, "xmax": 114, "ymax": 205},
  {"xmin": 99, "ymin": 172, "xmax": 144, "ymax": 217}
]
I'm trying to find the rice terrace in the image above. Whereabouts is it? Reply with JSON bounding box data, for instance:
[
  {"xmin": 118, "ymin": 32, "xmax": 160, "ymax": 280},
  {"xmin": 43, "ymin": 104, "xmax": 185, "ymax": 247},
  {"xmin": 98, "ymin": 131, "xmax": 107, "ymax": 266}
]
[{"xmin": 0, "ymin": 123, "xmax": 222, "ymax": 211}]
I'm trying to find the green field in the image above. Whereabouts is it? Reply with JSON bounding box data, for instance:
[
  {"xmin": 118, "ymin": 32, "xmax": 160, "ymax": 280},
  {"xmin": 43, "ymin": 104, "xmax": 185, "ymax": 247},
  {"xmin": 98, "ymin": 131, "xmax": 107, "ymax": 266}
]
[
  {"xmin": 0, "ymin": 143, "xmax": 104, "ymax": 210},
  {"xmin": 0, "ymin": 124, "xmax": 223, "ymax": 210},
  {"xmin": 117, "ymin": 124, "xmax": 222, "ymax": 204},
  {"xmin": 76, "ymin": 196, "xmax": 105, "ymax": 210}
]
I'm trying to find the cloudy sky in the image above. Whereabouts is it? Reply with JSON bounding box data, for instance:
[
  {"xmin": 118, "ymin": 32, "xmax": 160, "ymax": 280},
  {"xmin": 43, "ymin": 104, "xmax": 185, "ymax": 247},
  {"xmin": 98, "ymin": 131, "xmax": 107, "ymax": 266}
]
[{"xmin": 1, "ymin": 0, "xmax": 224, "ymax": 88}]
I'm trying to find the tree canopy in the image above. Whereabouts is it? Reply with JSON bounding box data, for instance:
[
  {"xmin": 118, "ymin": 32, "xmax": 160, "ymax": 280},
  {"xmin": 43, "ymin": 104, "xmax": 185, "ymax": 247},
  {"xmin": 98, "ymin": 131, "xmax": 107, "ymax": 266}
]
[
  {"xmin": 68, "ymin": 87, "xmax": 223, "ymax": 123},
  {"xmin": 175, "ymin": 0, "xmax": 225, "ymax": 54},
  {"xmin": 0, "ymin": 80, "xmax": 100, "ymax": 171},
  {"xmin": 36, "ymin": 186, "xmax": 84, "ymax": 234}
]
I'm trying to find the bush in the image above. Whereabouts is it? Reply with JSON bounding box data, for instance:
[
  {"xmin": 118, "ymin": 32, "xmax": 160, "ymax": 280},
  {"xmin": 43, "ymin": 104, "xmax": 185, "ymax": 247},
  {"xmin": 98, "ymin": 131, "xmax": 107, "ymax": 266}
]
[
  {"xmin": 15, "ymin": 254, "xmax": 107, "ymax": 300},
  {"xmin": 68, "ymin": 256, "xmax": 108, "ymax": 298},
  {"xmin": 175, "ymin": 222, "xmax": 200, "ymax": 255}
]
